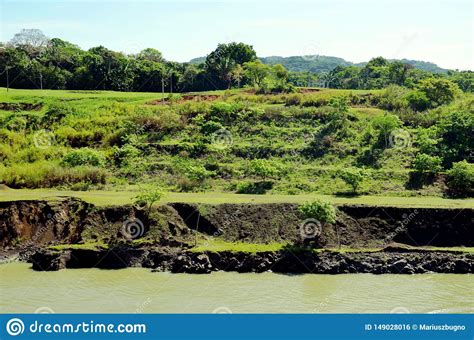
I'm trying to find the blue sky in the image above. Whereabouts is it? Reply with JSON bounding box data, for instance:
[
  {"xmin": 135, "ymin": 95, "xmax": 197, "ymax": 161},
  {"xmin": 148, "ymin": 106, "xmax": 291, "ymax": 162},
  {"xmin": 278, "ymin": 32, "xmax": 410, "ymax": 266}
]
[{"xmin": 1, "ymin": 0, "xmax": 472, "ymax": 70}]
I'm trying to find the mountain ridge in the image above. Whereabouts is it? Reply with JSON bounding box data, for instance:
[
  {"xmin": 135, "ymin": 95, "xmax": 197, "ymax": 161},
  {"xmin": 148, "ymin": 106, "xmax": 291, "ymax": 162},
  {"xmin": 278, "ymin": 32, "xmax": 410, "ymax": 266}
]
[{"xmin": 189, "ymin": 55, "xmax": 448, "ymax": 73}]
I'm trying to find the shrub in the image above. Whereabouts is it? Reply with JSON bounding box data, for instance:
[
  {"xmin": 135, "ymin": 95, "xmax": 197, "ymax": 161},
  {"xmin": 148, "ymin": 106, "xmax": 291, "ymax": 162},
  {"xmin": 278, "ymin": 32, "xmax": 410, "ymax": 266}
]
[
  {"xmin": 405, "ymin": 90, "xmax": 430, "ymax": 111},
  {"xmin": 328, "ymin": 96, "xmax": 349, "ymax": 114},
  {"xmin": 415, "ymin": 127, "xmax": 440, "ymax": 154},
  {"xmin": 437, "ymin": 109, "xmax": 473, "ymax": 166},
  {"xmin": 167, "ymin": 94, "xmax": 182, "ymax": 103},
  {"xmin": 377, "ymin": 85, "xmax": 409, "ymax": 111},
  {"xmin": 41, "ymin": 103, "xmax": 74, "ymax": 126},
  {"xmin": 173, "ymin": 160, "xmax": 215, "ymax": 190},
  {"xmin": 61, "ymin": 148, "xmax": 106, "ymax": 167},
  {"xmin": 176, "ymin": 176, "xmax": 198, "ymax": 192},
  {"xmin": 298, "ymin": 200, "xmax": 336, "ymax": 224},
  {"xmin": 134, "ymin": 187, "xmax": 163, "ymax": 214},
  {"xmin": 340, "ymin": 168, "xmax": 365, "ymax": 193},
  {"xmin": 235, "ymin": 180, "xmax": 273, "ymax": 194},
  {"xmin": 284, "ymin": 94, "xmax": 302, "ymax": 106},
  {"xmin": 412, "ymin": 153, "xmax": 442, "ymax": 174},
  {"xmin": 200, "ymin": 120, "xmax": 224, "ymax": 135},
  {"xmin": 133, "ymin": 110, "xmax": 182, "ymax": 134},
  {"xmin": 417, "ymin": 78, "xmax": 460, "ymax": 108},
  {"xmin": 0, "ymin": 162, "xmax": 107, "ymax": 188},
  {"xmin": 209, "ymin": 102, "xmax": 244, "ymax": 123},
  {"xmin": 113, "ymin": 144, "xmax": 141, "ymax": 167},
  {"xmin": 184, "ymin": 164, "xmax": 215, "ymax": 183},
  {"xmin": 371, "ymin": 114, "xmax": 401, "ymax": 148},
  {"xmin": 446, "ymin": 160, "xmax": 474, "ymax": 196},
  {"xmin": 246, "ymin": 159, "xmax": 278, "ymax": 180}
]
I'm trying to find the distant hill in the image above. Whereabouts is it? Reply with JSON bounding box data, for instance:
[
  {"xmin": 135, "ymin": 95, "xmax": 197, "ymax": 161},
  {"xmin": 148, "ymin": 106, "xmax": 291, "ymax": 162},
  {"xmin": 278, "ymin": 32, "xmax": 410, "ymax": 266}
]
[
  {"xmin": 260, "ymin": 56, "xmax": 352, "ymax": 73},
  {"xmin": 396, "ymin": 59, "xmax": 448, "ymax": 73},
  {"xmin": 353, "ymin": 59, "xmax": 448, "ymax": 73},
  {"xmin": 189, "ymin": 55, "xmax": 448, "ymax": 74},
  {"xmin": 189, "ymin": 56, "xmax": 206, "ymax": 65}
]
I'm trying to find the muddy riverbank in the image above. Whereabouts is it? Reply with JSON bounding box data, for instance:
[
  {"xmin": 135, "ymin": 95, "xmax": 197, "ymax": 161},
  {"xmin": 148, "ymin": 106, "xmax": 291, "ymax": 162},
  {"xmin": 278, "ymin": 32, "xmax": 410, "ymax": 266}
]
[{"xmin": 1, "ymin": 198, "xmax": 472, "ymax": 274}]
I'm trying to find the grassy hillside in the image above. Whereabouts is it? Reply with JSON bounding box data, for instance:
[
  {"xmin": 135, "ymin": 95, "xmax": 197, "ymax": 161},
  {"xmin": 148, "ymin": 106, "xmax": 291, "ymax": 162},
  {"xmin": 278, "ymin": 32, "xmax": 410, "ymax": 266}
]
[{"xmin": 0, "ymin": 86, "xmax": 472, "ymax": 199}]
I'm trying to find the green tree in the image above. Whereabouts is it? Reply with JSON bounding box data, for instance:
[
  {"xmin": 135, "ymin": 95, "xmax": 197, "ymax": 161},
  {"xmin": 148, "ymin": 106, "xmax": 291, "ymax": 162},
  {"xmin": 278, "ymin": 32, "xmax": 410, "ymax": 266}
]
[
  {"xmin": 134, "ymin": 187, "xmax": 163, "ymax": 215},
  {"xmin": 247, "ymin": 159, "xmax": 277, "ymax": 181},
  {"xmin": 137, "ymin": 48, "xmax": 164, "ymax": 63},
  {"xmin": 340, "ymin": 168, "xmax": 365, "ymax": 193},
  {"xmin": 205, "ymin": 42, "xmax": 256, "ymax": 89},
  {"xmin": 298, "ymin": 200, "xmax": 336, "ymax": 224},
  {"xmin": 244, "ymin": 60, "xmax": 269, "ymax": 88},
  {"xmin": 271, "ymin": 64, "xmax": 289, "ymax": 86},
  {"xmin": 0, "ymin": 47, "xmax": 28, "ymax": 90},
  {"xmin": 417, "ymin": 78, "xmax": 460, "ymax": 107},
  {"xmin": 447, "ymin": 71, "xmax": 474, "ymax": 92},
  {"xmin": 371, "ymin": 113, "xmax": 401, "ymax": 148},
  {"xmin": 230, "ymin": 64, "xmax": 244, "ymax": 87},
  {"xmin": 412, "ymin": 153, "xmax": 442, "ymax": 175},
  {"xmin": 388, "ymin": 61, "xmax": 412, "ymax": 85},
  {"xmin": 437, "ymin": 110, "xmax": 473, "ymax": 166},
  {"xmin": 405, "ymin": 90, "xmax": 430, "ymax": 111},
  {"xmin": 446, "ymin": 160, "xmax": 474, "ymax": 196}
]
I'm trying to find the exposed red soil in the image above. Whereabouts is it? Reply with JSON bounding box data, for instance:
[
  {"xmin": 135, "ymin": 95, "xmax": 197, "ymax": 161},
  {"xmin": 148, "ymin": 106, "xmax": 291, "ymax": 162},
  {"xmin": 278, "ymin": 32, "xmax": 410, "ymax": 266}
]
[
  {"xmin": 146, "ymin": 94, "xmax": 220, "ymax": 105},
  {"xmin": 299, "ymin": 88, "xmax": 321, "ymax": 93}
]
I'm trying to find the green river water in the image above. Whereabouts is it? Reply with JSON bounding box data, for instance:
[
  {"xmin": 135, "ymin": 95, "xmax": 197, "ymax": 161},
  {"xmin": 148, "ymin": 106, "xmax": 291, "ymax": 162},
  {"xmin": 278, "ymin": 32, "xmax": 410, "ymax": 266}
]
[{"xmin": 1, "ymin": 263, "xmax": 472, "ymax": 313}]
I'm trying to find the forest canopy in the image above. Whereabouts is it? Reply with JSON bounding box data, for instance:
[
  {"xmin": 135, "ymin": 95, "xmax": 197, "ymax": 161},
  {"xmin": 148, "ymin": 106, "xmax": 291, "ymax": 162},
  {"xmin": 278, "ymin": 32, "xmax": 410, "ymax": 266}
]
[{"xmin": 0, "ymin": 29, "xmax": 473, "ymax": 93}]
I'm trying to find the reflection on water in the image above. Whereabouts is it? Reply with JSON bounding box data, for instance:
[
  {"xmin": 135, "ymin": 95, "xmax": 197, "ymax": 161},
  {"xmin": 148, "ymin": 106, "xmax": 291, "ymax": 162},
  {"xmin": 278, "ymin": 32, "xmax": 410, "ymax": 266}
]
[{"xmin": 1, "ymin": 263, "xmax": 472, "ymax": 313}]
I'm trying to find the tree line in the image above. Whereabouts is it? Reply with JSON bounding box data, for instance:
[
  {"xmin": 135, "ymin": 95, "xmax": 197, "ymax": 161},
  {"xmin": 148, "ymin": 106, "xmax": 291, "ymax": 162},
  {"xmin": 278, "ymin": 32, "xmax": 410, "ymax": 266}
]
[
  {"xmin": 319, "ymin": 57, "xmax": 473, "ymax": 92},
  {"xmin": 0, "ymin": 29, "xmax": 472, "ymax": 93}
]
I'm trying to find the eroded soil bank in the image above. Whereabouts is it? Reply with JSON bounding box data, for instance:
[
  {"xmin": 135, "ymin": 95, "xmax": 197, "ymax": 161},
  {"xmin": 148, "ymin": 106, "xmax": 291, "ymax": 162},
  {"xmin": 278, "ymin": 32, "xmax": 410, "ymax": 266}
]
[
  {"xmin": 1, "ymin": 198, "xmax": 472, "ymax": 274},
  {"xmin": 30, "ymin": 247, "xmax": 473, "ymax": 274}
]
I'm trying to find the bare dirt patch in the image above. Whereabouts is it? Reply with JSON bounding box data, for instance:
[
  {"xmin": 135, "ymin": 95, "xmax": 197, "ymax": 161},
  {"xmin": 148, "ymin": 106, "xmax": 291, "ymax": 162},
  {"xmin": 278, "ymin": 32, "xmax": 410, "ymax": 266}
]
[
  {"xmin": 299, "ymin": 88, "xmax": 322, "ymax": 93},
  {"xmin": 146, "ymin": 94, "xmax": 221, "ymax": 105},
  {"xmin": 0, "ymin": 102, "xmax": 42, "ymax": 111}
]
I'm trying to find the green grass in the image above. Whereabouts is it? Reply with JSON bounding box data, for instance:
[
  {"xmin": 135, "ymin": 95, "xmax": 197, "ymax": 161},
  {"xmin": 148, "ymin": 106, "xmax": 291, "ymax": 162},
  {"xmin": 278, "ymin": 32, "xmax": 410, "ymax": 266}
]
[
  {"xmin": 191, "ymin": 239, "xmax": 285, "ymax": 253},
  {"xmin": 1, "ymin": 188, "xmax": 473, "ymax": 208},
  {"xmin": 189, "ymin": 238, "xmax": 474, "ymax": 254},
  {"xmin": 48, "ymin": 241, "xmax": 108, "ymax": 251},
  {"xmin": 0, "ymin": 87, "xmax": 167, "ymax": 102}
]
